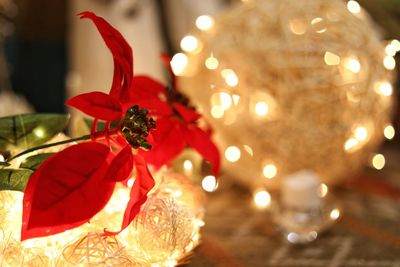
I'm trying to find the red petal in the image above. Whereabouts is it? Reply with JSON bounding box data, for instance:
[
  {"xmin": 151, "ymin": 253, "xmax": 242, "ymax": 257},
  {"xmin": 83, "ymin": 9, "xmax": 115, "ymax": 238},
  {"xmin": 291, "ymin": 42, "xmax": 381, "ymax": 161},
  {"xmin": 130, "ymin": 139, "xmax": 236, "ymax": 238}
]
[
  {"xmin": 174, "ymin": 103, "xmax": 201, "ymax": 123},
  {"xmin": 106, "ymin": 145, "xmax": 134, "ymax": 182},
  {"xmin": 183, "ymin": 125, "xmax": 220, "ymax": 176},
  {"xmin": 105, "ymin": 154, "xmax": 155, "ymax": 234},
  {"xmin": 140, "ymin": 118, "xmax": 185, "ymax": 169},
  {"xmin": 79, "ymin": 12, "xmax": 133, "ymax": 102},
  {"xmin": 21, "ymin": 142, "xmax": 114, "ymax": 240},
  {"xmin": 66, "ymin": 92, "xmax": 122, "ymax": 121}
]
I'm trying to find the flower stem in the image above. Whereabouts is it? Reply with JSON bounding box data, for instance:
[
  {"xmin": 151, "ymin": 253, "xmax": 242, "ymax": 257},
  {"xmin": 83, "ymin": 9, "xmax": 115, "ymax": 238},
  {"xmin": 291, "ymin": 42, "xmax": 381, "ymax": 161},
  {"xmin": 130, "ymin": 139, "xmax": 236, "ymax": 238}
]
[{"xmin": 7, "ymin": 134, "xmax": 91, "ymax": 162}]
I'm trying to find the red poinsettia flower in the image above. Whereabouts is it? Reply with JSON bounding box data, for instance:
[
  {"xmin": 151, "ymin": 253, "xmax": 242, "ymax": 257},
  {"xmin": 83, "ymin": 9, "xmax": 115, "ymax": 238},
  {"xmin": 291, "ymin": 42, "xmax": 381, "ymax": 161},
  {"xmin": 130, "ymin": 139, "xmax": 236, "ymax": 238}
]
[
  {"xmin": 21, "ymin": 12, "xmax": 155, "ymax": 241},
  {"xmin": 126, "ymin": 55, "xmax": 220, "ymax": 177}
]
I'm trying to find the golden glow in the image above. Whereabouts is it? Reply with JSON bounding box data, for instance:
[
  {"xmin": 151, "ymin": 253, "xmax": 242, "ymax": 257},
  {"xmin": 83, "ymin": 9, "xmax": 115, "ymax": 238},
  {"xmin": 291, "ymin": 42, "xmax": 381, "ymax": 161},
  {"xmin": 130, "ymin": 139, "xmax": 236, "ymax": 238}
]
[
  {"xmin": 0, "ymin": 154, "xmax": 4, "ymax": 162},
  {"xmin": 289, "ymin": 18, "xmax": 307, "ymax": 35},
  {"xmin": 221, "ymin": 69, "xmax": 239, "ymax": 87},
  {"xmin": 344, "ymin": 138, "xmax": 359, "ymax": 152},
  {"xmin": 243, "ymin": 145, "xmax": 254, "ymax": 156},
  {"xmin": 262, "ymin": 164, "xmax": 277, "ymax": 179},
  {"xmin": 183, "ymin": 160, "xmax": 193, "ymax": 171},
  {"xmin": 384, "ymin": 125, "xmax": 395, "ymax": 140},
  {"xmin": 225, "ymin": 146, "xmax": 241, "ymax": 162},
  {"xmin": 330, "ymin": 208, "xmax": 340, "ymax": 220},
  {"xmin": 253, "ymin": 190, "xmax": 271, "ymax": 208},
  {"xmin": 347, "ymin": 0, "xmax": 361, "ymax": 14},
  {"xmin": 318, "ymin": 183, "xmax": 328, "ymax": 198},
  {"xmin": 33, "ymin": 127, "xmax": 45, "ymax": 138},
  {"xmin": 374, "ymin": 81, "xmax": 393, "ymax": 96},
  {"xmin": 344, "ymin": 57, "xmax": 361, "ymax": 73},
  {"xmin": 195, "ymin": 15, "xmax": 214, "ymax": 31},
  {"xmin": 254, "ymin": 101, "xmax": 269, "ymax": 117},
  {"xmin": 391, "ymin": 39, "xmax": 400, "ymax": 52},
  {"xmin": 324, "ymin": 51, "xmax": 340, "ymax": 65},
  {"xmin": 211, "ymin": 105, "xmax": 224, "ymax": 119},
  {"xmin": 180, "ymin": 35, "xmax": 199, "ymax": 53},
  {"xmin": 311, "ymin": 17, "xmax": 327, "ymax": 33},
  {"xmin": 170, "ymin": 53, "xmax": 188, "ymax": 75},
  {"xmin": 371, "ymin": 153, "xmax": 385, "ymax": 170},
  {"xmin": 354, "ymin": 126, "xmax": 368, "ymax": 142},
  {"xmin": 383, "ymin": 56, "xmax": 396, "ymax": 70},
  {"xmin": 385, "ymin": 44, "xmax": 397, "ymax": 57},
  {"xmin": 232, "ymin": 94, "xmax": 240, "ymax": 106},
  {"xmin": 205, "ymin": 55, "xmax": 219, "ymax": 70},
  {"xmin": 202, "ymin": 175, "xmax": 218, "ymax": 192}
]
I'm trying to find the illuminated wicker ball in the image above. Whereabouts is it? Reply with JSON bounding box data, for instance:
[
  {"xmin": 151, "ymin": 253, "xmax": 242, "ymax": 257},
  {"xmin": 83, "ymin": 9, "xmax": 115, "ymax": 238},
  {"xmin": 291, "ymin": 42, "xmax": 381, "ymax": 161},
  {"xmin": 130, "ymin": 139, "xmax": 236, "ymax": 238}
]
[{"xmin": 178, "ymin": 0, "xmax": 395, "ymax": 190}]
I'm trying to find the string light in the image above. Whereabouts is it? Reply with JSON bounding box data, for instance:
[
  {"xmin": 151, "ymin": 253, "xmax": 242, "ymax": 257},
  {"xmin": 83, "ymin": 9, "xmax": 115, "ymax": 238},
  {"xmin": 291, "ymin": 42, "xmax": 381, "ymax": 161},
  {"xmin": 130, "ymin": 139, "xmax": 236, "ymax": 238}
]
[
  {"xmin": 344, "ymin": 138, "xmax": 360, "ymax": 153},
  {"xmin": 262, "ymin": 164, "xmax": 277, "ymax": 179},
  {"xmin": 383, "ymin": 56, "xmax": 396, "ymax": 70},
  {"xmin": 33, "ymin": 127, "xmax": 45, "ymax": 138},
  {"xmin": 318, "ymin": 184, "xmax": 328, "ymax": 198},
  {"xmin": 324, "ymin": 51, "xmax": 340, "ymax": 65},
  {"xmin": 195, "ymin": 15, "xmax": 215, "ymax": 31},
  {"xmin": 210, "ymin": 105, "xmax": 224, "ymax": 119},
  {"xmin": 180, "ymin": 35, "xmax": 200, "ymax": 53},
  {"xmin": 330, "ymin": 208, "xmax": 340, "ymax": 220},
  {"xmin": 170, "ymin": 53, "xmax": 188, "ymax": 75},
  {"xmin": 374, "ymin": 81, "xmax": 393, "ymax": 96},
  {"xmin": 289, "ymin": 18, "xmax": 307, "ymax": 35},
  {"xmin": 254, "ymin": 101, "xmax": 269, "ymax": 117},
  {"xmin": 221, "ymin": 69, "xmax": 239, "ymax": 87},
  {"xmin": 253, "ymin": 190, "xmax": 271, "ymax": 208},
  {"xmin": 205, "ymin": 55, "xmax": 219, "ymax": 70},
  {"xmin": 347, "ymin": 0, "xmax": 361, "ymax": 14},
  {"xmin": 243, "ymin": 145, "xmax": 254, "ymax": 156},
  {"xmin": 371, "ymin": 154, "xmax": 385, "ymax": 170},
  {"xmin": 383, "ymin": 125, "xmax": 395, "ymax": 140},
  {"xmin": 225, "ymin": 146, "xmax": 241, "ymax": 162},
  {"xmin": 344, "ymin": 57, "xmax": 361, "ymax": 73},
  {"xmin": 201, "ymin": 175, "xmax": 218, "ymax": 192},
  {"xmin": 354, "ymin": 126, "xmax": 368, "ymax": 142}
]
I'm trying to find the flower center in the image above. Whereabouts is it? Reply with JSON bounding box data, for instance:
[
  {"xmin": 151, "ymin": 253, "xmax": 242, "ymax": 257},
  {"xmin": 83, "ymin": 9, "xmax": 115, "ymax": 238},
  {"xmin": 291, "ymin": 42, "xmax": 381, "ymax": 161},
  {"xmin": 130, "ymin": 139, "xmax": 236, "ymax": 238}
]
[{"xmin": 121, "ymin": 105, "xmax": 156, "ymax": 149}]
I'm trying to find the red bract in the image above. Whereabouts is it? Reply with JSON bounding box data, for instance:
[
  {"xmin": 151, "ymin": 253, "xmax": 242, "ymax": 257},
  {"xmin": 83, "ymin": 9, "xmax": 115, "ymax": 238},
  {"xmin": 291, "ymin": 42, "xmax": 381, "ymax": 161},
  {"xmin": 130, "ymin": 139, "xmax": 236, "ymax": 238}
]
[
  {"xmin": 127, "ymin": 55, "xmax": 221, "ymax": 176},
  {"xmin": 21, "ymin": 12, "xmax": 155, "ymax": 241}
]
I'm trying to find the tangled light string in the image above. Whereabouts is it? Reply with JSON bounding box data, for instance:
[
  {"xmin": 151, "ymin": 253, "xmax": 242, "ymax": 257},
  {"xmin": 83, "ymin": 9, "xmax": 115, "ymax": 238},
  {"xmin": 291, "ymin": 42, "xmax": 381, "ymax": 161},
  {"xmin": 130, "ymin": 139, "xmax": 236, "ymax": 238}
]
[
  {"xmin": 0, "ymin": 172, "xmax": 205, "ymax": 266},
  {"xmin": 174, "ymin": 0, "xmax": 396, "ymax": 196}
]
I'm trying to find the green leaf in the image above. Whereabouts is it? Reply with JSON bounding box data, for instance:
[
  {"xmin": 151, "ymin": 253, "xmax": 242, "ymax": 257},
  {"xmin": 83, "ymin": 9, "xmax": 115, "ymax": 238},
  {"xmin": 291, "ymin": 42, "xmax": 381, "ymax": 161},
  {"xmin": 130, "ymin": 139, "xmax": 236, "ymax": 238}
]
[
  {"xmin": 0, "ymin": 113, "xmax": 69, "ymax": 150},
  {"xmin": 0, "ymin": 169, "xmax": 33, "ymax": 192},
  {"xmin": 20, "ymin": 153, "xmax": 54, "ymax": 170}
]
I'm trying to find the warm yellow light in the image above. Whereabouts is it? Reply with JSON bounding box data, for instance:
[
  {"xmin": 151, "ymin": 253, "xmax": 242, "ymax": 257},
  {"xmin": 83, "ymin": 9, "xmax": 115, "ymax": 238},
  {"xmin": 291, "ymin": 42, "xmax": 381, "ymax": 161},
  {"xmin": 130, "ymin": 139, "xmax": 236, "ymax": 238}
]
[
  {"xmin": 255, "ymin": 101, "xmax": 269, "ymax": 117},
  {"xmin": 202, "ymin": 175, "xmax": 218, "ymax": 192},
  {"xmin": 344, "ymin": 57, "xmax": 361, "ymax": 73},
  {"xmin": 344, "ymin": 138, "xmax": 359, "ymax": 152},
  {"xmin": 330, "ymin": 208, "xmax": 340, "ymax": 220},
  {"xmin": 33, "ymin": 127, "xmax": 45, "ymax": 138},
  {"xmin": 263, "ymin": 164, "xmax": 277, "ymax": 179},
  {"xmin": 354, "ymin": 126, "xmax": 368, "ymax": 142},
  {"xmin": 219, "ymin": 92, "xmax": 232, "ymax": 110},
  {"xmin": 0, "ymin": 154, "xmax": 4, "ymax": 162},
  {"xmin": 232, "ymin": 94, "xmax": 240, "ymax": 106},
  {"xmin": 391, "ymin": 39, "xmax": 400, "ymax": 52},
  {"xmin": 170, "ymin": 53, "xmax": 188, "ymax": 75},
  {"xmin": 318, "ymin": 184, "xmax": 329, "ymax": 198},
  {"xmin": 371, "ymin": 154, "xmax": 385, "ymax": 170},
  {"xmin": 324, "ymin": 51, "xmax": 340, "ymax": 66},
  {"xmin": 127, "ymin": 178, "xmax": 134, "ymax": 188},
  {"xmin": 384, "ymin": 125, "xmax": 395, "ymax": 140},
  {"xmin": 253, "ymin": 190, "xmax": 271, "ymax": 208},
  {"xmin": 221, "ymin": 69, "xmax": 239, "ymax": 87},
  {"xmin": 205, "ymin": 55, "xmax": 219, "ymax": 70},
  {"xmin": 183, "ymin": 160, "xmax": 193, "ymax": 171},
  {"xmin": 374, "ymin": 81, "xmax": 393, "ymax": 96},
  {"xmin": 195, "ymin": 15, "xmax": 215, "ymax": 31},
  {"xmin": 289, "ymin": 18, "xmax": 307, "ymax": 35},
  {"xmin": 383, "ymin": 56, "xmax": 396, "ymax": 70},
  {"xmin": 243, "ymin": 145, "xmax": 254, "ymax": 156},
  {"xmin": 180, "ymin": 35, "xmax": 199, "ymax": 53},
  {"xmin": 225, "ymin": 146, "xmax": 241, "ymax": 162},
  {"xmin": 211, "ymin": 105, "xmax": 224, "ymax": 119},
  {"xmin": 385, "ymin": 44, "xmax": 397, "ymax": 57},
  {"xmin": 347, "ymin": 0, "xmax": 361, "ymax": 14}
]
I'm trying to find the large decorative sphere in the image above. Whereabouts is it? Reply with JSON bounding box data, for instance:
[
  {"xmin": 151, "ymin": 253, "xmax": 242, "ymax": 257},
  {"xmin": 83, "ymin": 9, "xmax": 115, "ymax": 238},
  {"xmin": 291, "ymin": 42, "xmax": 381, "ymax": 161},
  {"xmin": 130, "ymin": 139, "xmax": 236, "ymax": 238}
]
[{"xmin": 178, "ymin": 0, "xmax": 395, "ymax": 190}]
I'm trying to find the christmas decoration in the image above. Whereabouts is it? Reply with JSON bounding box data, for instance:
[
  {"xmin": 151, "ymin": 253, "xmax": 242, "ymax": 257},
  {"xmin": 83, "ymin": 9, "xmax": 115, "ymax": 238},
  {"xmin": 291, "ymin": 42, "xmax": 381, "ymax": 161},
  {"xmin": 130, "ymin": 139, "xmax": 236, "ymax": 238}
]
[
  {"xmin": 0, "ymin": 11, "xmax": 215, "ymax": 266},
  {"xmin": 176, "ymin": 0, "xmax": 396, "ymax": 191}
]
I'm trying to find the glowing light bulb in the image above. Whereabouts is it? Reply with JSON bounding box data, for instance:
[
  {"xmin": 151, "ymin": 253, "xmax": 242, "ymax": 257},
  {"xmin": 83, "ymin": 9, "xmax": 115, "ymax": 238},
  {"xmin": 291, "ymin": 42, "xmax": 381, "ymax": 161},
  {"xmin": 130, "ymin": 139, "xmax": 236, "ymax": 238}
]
[
  {"xmin": 255, "ymin": 101, "xmax": 269, "ymax": 117},
  {"xmin": 180, "ymin": 35, "xmax": 199, "ymax": 53},
  {"xmin": 384, "ymin": 125, "xmax": 395, "ymax": 140},
  {"xmin": 183, "ymin": 160, "xmax": 193, "ymax": 171},
  {"xmin": 202, "ymin": 175, "xmax": 218, "ymax": 192},
  {"xmin": 263, "ymin": 164, "xmax": 277, "ymax": 179},
  {"xmin": 170, "ymin": 53, "xmax": 188, "ymax": 75},
  {"xmin": 232, "ymin": 94, "xmax": 240, "ymax": 106},
  {"xmin": 330, "ymin": 208, "xmax": 340, "ymax": 220},
  {"xmin": 344, "ymin": 138, "xmax": 359, "ymax": 152},
  {"xmin": 33, "ymin": 127, "xmax": 45, "ymax": 138},
  {"xmin": 253, "ymin": 190, "xmax": 271, "ymax": 208},
  {"xmin": 205, "ymin": 55, "xmax": 219, "ymax": 70},
  {"xmin": 344, "ymin": 57, "xmax": 361, "ymax": 73},
  {"xmin": 195, "ymin": 15, "xmax": 214, "ymax": 31},
  {"xmin": 219, "ymin": 92, "xmax": 232, "ymax": 110},
  {"xmin": 221, "ymin": 69, "xmax": 239, "ymax": 87},
  {"xmin": 347, "ymin": 0, "xmax": 361, "ymax": 14},
  {"xmin": 383, "ymin": 56, "xmax": 396, "ymax": 70},
  {"xmin": 211, "ymin": 105, "xmax": 224, "ymax": 119},
  {"xmin": 318, "ymin": 184, "xmax": 328, "ymax": 198},
  {"xmin": 374, "ymin": 81, "xmax": 393, "ymax": 96},
  {"xmin": 354, "ymin": 126, "xmax": 368, "ymax": 142},
  {"xmin": 324, "ymin": 51, "xmax": 340, "ymax": 65},
  {"xmin": 391, "ymin": 39, "xmax": 400, "ymax": 52},
  {"xmin": 385, "ymin": 44, "xmax": 397, "ymax": 57},
  {"xmin": 289, "ymin": 18, "xmax": 307, "ymax": 35},
  {"xmin": 225, "ymin": 146, "xmax": 241, "ymax": 162},
  {"xmin": 371, "ymin": 154, "xmax": 385, "ymax": 170}
]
